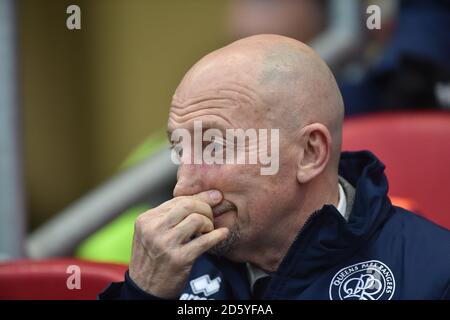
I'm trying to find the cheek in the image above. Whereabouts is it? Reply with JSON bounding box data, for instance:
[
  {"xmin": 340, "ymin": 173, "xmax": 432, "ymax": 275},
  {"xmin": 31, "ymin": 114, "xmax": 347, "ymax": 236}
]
[
  {"xmin": 244, "ymin": 171, "xmax": 297, "ymax": 220},
  {"xmin": 211, "ymin": 163, "xmax": 260, "ymax": 190}
]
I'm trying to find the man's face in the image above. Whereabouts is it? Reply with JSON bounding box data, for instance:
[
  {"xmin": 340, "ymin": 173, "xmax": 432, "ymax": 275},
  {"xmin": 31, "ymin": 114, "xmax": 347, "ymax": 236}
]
[{"xmin": 167, "ymin": 77, "xmax": 299, "ymax": 261}]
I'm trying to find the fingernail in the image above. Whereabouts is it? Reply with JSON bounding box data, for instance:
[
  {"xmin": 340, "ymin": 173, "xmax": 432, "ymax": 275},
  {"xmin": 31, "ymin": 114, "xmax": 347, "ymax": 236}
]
[{"xmin": 209, "ymin": 190, "xmax": 222, "ymax": 202}]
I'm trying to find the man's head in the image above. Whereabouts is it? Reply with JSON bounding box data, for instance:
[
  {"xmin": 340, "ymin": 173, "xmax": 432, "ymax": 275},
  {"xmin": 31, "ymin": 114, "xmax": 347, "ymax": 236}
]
[{"xmin": 167, "ymin": 34, "xmax": 344, "ymax": 271}]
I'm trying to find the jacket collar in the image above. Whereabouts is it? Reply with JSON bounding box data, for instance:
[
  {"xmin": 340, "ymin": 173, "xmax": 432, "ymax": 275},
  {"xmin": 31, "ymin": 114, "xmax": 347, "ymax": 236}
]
[{"xmin": 274, "ymin": 150, "xmax": 393, "ymax": 279}]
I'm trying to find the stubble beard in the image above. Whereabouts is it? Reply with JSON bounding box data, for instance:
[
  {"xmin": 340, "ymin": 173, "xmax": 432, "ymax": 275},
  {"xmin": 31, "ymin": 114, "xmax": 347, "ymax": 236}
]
[{"xmin": 207, "ymin": 222, "xmax": 241, "ymax": 256}]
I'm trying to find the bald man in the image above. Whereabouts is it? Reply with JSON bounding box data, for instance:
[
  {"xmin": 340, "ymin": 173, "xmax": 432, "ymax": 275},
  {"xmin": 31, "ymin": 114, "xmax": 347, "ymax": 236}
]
[{"xmin": 100, "ymin": 35, "xmax": 450, "ymax": 300}]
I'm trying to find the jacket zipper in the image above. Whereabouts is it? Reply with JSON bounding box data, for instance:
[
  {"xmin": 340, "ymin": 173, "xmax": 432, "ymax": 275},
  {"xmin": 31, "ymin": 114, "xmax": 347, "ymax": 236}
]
[{"xmin": 265, "ymin": 209, "xmax": 323, "ymax": 299}]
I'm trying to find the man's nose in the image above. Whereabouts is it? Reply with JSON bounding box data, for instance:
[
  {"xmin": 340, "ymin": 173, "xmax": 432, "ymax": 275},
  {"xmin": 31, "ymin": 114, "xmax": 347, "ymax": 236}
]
[{"xmin": 173, "ymin": 164, "xmax": 207, "ymax": 197}]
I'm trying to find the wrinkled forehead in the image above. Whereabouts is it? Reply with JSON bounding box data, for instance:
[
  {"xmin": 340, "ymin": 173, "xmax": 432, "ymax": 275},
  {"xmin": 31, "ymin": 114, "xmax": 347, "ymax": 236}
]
[
  {"xmin": 171, "ymin": 82, "xmax": 264, "ymax": 116},
  {"xmin": 169, "ymin": 74, "xmax": 269, "ymax": 133}
]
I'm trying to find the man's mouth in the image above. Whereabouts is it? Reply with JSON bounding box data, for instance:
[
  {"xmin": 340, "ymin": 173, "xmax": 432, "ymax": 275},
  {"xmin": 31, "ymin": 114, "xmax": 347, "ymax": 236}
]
[{"xmin": 212, "ymin": 200, "xmax": 237, "ymax": 218}]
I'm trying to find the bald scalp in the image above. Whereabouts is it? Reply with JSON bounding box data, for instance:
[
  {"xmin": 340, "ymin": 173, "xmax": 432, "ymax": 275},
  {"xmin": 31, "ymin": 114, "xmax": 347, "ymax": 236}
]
[
  {"xmin": 173, "ymin": 34, "xmax": 344, "ymax": 168},
  {"xmin": 249, "ymin": 36, "xmax": 344, "ymax": 167}
]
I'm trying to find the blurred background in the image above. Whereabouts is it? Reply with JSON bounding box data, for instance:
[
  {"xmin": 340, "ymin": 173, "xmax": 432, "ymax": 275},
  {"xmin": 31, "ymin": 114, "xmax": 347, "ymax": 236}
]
[
  {"xmin": 18, "ymin": 0, "xmax": 229, "ymax": 231},
  {"xmin": 1, "ymin": 0, "xmax": 450, "ymax": 270}
]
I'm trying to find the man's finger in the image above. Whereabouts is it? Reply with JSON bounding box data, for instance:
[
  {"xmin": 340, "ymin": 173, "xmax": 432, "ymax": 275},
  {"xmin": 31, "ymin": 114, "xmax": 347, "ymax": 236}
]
[
  {"xmin": 165, "ymin": 198, "xmax": 214, "ymax": 227},
  {"xmin": 192, "ymin": 190, "xmax": 223, "ymax": 207},
  {"xmin": 171, "ymin": 213, "xmax": 214, "ymax": 243},
  {"xmin": 165, "ymin": 190, "xmax": 222, "ymax": 227},
  {"xmin": 183, "ymin": 227, "xmax": 229, "ymax": 257}
]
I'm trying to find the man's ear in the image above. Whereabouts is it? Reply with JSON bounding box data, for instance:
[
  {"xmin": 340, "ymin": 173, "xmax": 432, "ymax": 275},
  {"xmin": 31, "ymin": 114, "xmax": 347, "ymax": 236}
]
[{"xmin": 296, "ymin": 123, "xmax": 332, "ymax": 184}]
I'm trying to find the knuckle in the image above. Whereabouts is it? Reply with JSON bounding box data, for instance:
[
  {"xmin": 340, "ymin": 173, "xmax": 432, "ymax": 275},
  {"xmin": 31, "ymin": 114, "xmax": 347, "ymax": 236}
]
[
  {"xmin": 180, "ymin": 200, "xmax": 194, "ymax": 212},
  {"xmin": 173, "ymin": 196, "xmax": 188, "ymax": 204},
  {"xmin": 173, "ymin": 197, "xmax": 193, "ymax": 211},
  {"xmin": 200, "ymin": 204, "xmax": 213, "ymax": 217},
  {"xmin": 205, "ymin": 220, "xmax": 214, "ymax": 231},
  {"xmin": 134, "ymin": 214, "xmax": 147, "ymax": 236},
  {"xmin": 134, "ymin": 208, "xmax": 159, "ymax": 227},
  {"xmin": 189, "ymin": 213, "xmax": 204, "ymax": 225}
]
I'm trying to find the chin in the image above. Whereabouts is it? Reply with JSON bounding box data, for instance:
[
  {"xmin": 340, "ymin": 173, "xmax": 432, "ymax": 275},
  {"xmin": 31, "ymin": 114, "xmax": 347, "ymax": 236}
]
[{"xmin": 209, "ymin": 212, "xmax": 241, "ymax": 257}]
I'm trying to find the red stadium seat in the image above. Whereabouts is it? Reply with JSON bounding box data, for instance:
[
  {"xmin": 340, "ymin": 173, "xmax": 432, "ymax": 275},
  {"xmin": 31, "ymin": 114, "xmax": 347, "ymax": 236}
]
[
  {"xmin": 0, "ymin": 259, "xmax": 127, "ymax": 299},
  {"xmin": 343, "ymin": 111, "xmax": 450, "ymax": 230}
]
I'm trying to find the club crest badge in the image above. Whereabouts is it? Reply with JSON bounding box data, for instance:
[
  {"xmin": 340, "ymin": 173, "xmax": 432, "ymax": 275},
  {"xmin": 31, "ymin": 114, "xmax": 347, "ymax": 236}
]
[{"xmin": 329, "ymin": 260, "xmax": 395, "ymax": 300}]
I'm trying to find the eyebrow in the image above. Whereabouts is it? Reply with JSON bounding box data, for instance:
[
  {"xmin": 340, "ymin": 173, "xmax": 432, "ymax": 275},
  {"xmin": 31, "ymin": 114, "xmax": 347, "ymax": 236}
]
[{"xmin": 167, "ymin": 122, "xmax": 228, "ymax": 143}]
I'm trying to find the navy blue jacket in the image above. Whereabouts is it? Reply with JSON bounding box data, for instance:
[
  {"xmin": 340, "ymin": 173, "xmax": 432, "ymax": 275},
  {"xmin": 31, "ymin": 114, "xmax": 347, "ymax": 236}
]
[{"xmin": 99, "ymin": 151, "xmax": 450, "ymax": 300}]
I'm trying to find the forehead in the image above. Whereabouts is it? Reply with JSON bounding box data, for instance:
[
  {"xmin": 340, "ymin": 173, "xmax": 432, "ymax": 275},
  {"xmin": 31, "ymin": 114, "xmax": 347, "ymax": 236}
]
[
  {"xmin": 172, "ymin": 83, "xmax": 260, "ymax": 113},
  {"xmin": 168, "ymin": 82, "xmax": 268, "ymax": 133}
]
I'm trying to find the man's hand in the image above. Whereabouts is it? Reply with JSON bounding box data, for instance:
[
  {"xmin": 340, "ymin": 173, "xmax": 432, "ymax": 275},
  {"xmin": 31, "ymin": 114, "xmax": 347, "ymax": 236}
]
[{"xmin": 128, "ymin": 190, "xmax": 229, "ymax": 299}]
